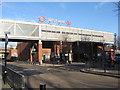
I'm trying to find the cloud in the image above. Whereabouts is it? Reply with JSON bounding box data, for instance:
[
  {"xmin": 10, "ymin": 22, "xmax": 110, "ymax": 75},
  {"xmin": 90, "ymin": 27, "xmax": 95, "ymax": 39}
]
[
  {"xmin": 94, "ymin": 2, "xmax": 107, "ymax": 9},
  {"xmin": 4, "ymin": 16, "xmax": 37, "ymax": 22},
  {"xmin": 2, "ymin": 3, "xmax": 15, "ymax": 10},
  {"xmin": 59, "ymin": 3, "xmax": 66, "ymax": 9},
  {"xmin": 15, "ymin": 17, "xmax": 36, "ymax": 22}
]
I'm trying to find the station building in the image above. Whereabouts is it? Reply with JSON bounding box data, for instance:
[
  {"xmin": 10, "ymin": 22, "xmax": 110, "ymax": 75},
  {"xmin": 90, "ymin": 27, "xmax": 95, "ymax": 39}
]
[{"xmin": 0, "ymin": 19, "xmax": 114, "ymax": 63}]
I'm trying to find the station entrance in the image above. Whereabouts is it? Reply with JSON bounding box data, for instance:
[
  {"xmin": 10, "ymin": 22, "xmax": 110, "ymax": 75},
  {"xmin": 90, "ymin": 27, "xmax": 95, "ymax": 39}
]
[
  {"xmin": 0, "ymin": 19, "xmax": 114, "ymax": 64},
  {"xmin": 1, "ymin": 38, "xmax": 108, "ymax": 65}
]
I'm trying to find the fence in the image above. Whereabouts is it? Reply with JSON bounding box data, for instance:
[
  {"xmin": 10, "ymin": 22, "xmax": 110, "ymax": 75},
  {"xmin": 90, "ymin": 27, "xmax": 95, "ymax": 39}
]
[
  {"xmin": 83, "ymin": 59, "xmax": 120, "ymax": 77},
  {"xmin": 2, "ymin": 65, "xmax": 25, "ymax": 89}
]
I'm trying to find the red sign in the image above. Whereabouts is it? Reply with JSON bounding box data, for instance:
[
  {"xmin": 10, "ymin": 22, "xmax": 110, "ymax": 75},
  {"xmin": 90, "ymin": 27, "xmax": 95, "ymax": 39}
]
[
  {"xmin": 38, "ymin": 16, "xmax": 46, "ymax": 22},
  {"xmin": 66, "ymin": 21, "xmax": 72, "ymax": 25}
]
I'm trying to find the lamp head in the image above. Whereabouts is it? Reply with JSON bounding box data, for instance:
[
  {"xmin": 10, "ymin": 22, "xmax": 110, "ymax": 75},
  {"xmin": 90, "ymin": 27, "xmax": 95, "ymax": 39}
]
[{"xmin": 4, "ymin": 32, "xmax": 10, "ymax": 34}]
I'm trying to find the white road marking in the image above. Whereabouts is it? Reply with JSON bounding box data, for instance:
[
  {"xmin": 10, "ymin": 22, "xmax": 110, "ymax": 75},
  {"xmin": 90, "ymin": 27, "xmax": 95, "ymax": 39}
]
[{"xmin": 23, "ymin": 69, "xmax": 36, "ymax": 71}]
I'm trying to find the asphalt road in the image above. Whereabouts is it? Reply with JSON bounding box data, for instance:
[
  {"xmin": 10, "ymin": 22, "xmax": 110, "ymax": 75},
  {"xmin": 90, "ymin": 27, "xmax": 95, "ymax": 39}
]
[{"xmin": 4, "ymin": 62, "xmax": 119, "ymax": 89}]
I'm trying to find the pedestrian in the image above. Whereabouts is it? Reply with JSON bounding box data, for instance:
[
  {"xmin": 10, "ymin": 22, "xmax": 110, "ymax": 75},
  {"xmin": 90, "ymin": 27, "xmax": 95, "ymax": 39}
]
[{"xmin": 68, "ymin": 53, "xmax": 72, "ymax": 64}]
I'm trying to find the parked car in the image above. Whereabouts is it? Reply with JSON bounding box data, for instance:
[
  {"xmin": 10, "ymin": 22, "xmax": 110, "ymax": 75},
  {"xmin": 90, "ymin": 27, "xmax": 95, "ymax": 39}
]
[{"xmin": 114, "ymin": 54, "xmax": 120, "ymax": 64}]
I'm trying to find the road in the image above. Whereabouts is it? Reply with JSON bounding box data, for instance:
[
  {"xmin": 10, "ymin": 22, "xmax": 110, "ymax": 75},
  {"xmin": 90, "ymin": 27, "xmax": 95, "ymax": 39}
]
[{"xmin": 4, "ymin": 62, "xmax": 119, "ymax": 89}]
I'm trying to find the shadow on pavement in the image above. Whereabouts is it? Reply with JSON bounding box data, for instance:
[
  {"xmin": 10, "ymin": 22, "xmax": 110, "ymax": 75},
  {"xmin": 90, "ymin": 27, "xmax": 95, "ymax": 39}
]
[{"xmin": 6, "ymin": 64, "xmax": 44, "ymax": 76}]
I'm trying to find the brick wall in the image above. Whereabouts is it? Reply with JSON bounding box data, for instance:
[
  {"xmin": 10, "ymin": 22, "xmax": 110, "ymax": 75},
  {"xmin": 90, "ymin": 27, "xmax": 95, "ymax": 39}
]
[
  {"xmin": 42, "ymin": 48, "xmax": 51, "ymax": 55},
  {"xmin": 17, "ymin": 42, "xmax": 32, "ymax": 61},
  {"xmin": 9, "ymin": 49, "xmax": 18, "ymax": 57}
]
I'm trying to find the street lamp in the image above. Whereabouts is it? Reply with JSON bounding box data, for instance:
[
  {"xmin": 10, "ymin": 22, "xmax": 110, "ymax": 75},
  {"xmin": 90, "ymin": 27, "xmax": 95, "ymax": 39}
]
[
  {"xmin": 77, "ymin": 41, "xmax": 79, "ymax": 61},
  {"xmin": 114, "ymin": 33, "xmax": 117, "ymax": 55},
  {"xmin": 60, "ymin": 40, "xmax": 63, "ymax": 62},
  {"xmin": 3, "ymin": 31, "xmax": 10, "ymax": 84},
  {"xmin": 111, "ymin": 33, "xmax": 117, "ymax": 67},
  {"xmin": 103, "ymin": 40, "xmax": 106, "ymax": 73},
  {"xmin": 4, "ymin": 32, "xmax": 10, "ymax": 67}
]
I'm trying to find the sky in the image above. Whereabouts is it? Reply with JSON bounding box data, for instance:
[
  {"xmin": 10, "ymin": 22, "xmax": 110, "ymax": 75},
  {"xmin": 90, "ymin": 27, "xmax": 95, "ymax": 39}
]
[
  {"xmin": 2, "ymin": 2, "xmax": 118, "ymax": 33},
  {"xmin": 0, "ymin": 2, "xmax": 119, "ymax": 47}
]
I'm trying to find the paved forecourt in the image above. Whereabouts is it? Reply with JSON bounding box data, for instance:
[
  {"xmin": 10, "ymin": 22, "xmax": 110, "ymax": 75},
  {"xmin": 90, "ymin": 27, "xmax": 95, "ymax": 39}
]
[{"xmin": 5, "ymin": 62, "xmax": 119, "ymax": 89}]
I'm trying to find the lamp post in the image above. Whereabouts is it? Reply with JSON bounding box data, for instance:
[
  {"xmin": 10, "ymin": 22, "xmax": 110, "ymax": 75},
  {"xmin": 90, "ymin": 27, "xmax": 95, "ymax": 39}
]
[
  {"xmin": 103, "ymin": 40, "xmax": 106, "ymax": 73},
  {"xmin": 3, "ymin": 32, "xmax": 10, "ymax": 84},
  {"xmin": 77, "ymin": 41, "xmax": 79, "ymax": 61},
  {"xmin": 114, "ymin": 33, "xmax": 117, "ymax": 55},
  {"xmin": 91, "ymin": 42, "xmax": 93, "ymax": 69},
  {"xmin": 60, "ymin": 40, "xmax": 63, "ymax": 63},
  {"xmin": 111, "ymin": 33, "xmax": 117, "ymax": 67},
  {"xmin": 4, "ymin": 32, "xmax": 10, "ymax": 67}
]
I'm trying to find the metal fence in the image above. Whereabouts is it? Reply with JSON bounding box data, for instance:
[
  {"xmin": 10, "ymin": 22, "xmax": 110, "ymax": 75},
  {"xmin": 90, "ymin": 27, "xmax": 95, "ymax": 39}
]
[
  {"xmin": 82, "ymin": 55, "xmax": 120, "ymax": 78},
  {"xmin": 77, "ymin": 41, "xmax": 120, "ymax": 77},
  {"xmin": 2, "ymin": 65, "xmax": 25, "ymax": 89}
]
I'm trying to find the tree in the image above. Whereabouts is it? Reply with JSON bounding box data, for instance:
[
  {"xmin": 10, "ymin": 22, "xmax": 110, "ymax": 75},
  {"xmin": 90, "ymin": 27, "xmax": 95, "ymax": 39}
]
[
  {"xmin": 115, "ymin": 2, "xmax": 120, "ymax": 50},
  {"xmin": 117, "ymin": 36, "xmax": 120, "ymax": 49},
  {"xmin": 60, "ymin": 35, "xmax": 72, "ymax": 63},
  {"xmin": 115, "ymin": 2, "xmax": 120, "ymax": 14},
  {"xmin": 62, "ymin": 35, "xmax": 72, "ymax": 54}
]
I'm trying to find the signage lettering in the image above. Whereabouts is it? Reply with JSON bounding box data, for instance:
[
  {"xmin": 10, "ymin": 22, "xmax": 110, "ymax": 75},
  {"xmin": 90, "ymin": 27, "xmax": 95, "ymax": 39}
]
[{"xmin": 38, "ymin": 16, "xmax": 72, "ymax": 25}]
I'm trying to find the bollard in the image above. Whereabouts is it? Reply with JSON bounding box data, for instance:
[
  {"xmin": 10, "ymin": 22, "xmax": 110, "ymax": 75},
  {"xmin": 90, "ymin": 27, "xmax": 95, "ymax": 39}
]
[
  {"xmin": 40, "ymin": 83, "xmax": 46, "ymax": 90},
  {"xmin": 3, "ymin": 70, "xmax": 7, "ymax": 84}
]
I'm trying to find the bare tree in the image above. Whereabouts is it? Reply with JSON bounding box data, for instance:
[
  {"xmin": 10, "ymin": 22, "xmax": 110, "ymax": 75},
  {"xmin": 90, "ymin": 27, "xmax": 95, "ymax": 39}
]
[
  {"xmin": 117, "ymin": 36, "xmax": 120, "ymax": 49},
  {"xmin": 115, "ymin": 2, "xmax": 120, "ymax": 50},
  {"xmin": 115, "ymin": 2, "xmax": 120, "ymax": 11},
  {"xmin": 59, "ymin": 35, "xmax": 73, "ymax": 63},
  {"xmin": 62, "ymin": 35, "xmax": 72, "ymax": 54}
]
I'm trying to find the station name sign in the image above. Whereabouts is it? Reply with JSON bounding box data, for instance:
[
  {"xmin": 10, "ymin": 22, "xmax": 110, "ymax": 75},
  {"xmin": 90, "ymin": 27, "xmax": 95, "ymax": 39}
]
[{"xmin": 38, "ymin": 16, "xmax": 72, "ymax": 25}]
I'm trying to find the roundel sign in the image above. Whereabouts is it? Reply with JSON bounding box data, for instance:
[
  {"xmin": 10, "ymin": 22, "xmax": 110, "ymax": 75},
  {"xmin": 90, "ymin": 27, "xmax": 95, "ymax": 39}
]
[
  {"xmin": 39, "ymin": 16, "xmax": 46, "ymax": 22},
  {"xmin": 66, "ymin": 21, "xmax": 72, "ymax": 25}
]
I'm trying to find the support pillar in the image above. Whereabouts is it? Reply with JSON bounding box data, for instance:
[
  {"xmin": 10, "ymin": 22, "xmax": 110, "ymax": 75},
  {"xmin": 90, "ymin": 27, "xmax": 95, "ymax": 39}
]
[
  {"xmin": 60, "ymin": 41, "xmax": 62, "ymax": 53},
  {"xmin": 54, "ymin": 44, "xmax": 57, "ymax": 56},
  {"xmin": 38, "ymin": 40, "xmax": 42, "ymax": 64},
  {"xmin": 30, "ymin": 47, "xmax": 33, "ymax": 63}
]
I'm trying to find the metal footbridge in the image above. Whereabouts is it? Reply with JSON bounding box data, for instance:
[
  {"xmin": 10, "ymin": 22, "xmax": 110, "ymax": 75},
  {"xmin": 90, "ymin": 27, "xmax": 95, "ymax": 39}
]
[{"xmin": 0, "ymin": 19, "xmax": 114, "ymax": 44}]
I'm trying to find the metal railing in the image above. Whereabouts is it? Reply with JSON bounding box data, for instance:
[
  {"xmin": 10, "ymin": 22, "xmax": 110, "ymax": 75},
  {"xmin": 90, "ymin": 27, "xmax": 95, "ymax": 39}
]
[
  {"xmin": 2, "ymin": 65, "xmax": 25, "ymax": 89},
  {"xmin": 83, "ymin": 59, "xmax": 120, "ymax": 77}
]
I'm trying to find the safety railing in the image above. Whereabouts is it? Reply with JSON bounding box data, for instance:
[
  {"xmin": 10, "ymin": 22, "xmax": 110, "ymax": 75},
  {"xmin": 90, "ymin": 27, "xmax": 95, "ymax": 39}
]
[{"xmin": 2, "ymin": 65, "xmax": 25, "ymax": 89}]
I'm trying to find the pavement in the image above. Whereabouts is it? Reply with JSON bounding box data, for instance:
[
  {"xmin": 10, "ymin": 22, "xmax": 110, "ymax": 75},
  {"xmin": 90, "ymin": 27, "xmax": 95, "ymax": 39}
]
[
  {"xmin": 1, "ymin": 82, "xmax": 11, "ymax": 89},
  {"xmin": 2, "ymin": 61, "xmax": 119, "ymax": 89},
  {"xmin": 0, "ymin": 64, "xmax": 11, "ymax": 89},
  {"xmin": 80, "ymin": 69, "xmax": 120, "ymax": 78},
  {"xmin": 40, "ymin": 62, "xmax": 120, "ymax": 78},
  {"xmin": 34, "ymin": 62, "xmax": 120, "ymax": 78},
  {"xmin": 6, "ymin": 61, "xmax": 120, "ymax": 78},
  {"xmin": 79, "ymin": 63, "xmax": 120, "ymax": 78},
  {"xmin": 0, "ymin": 74, "xmax": 11, "ymax": 89}
]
